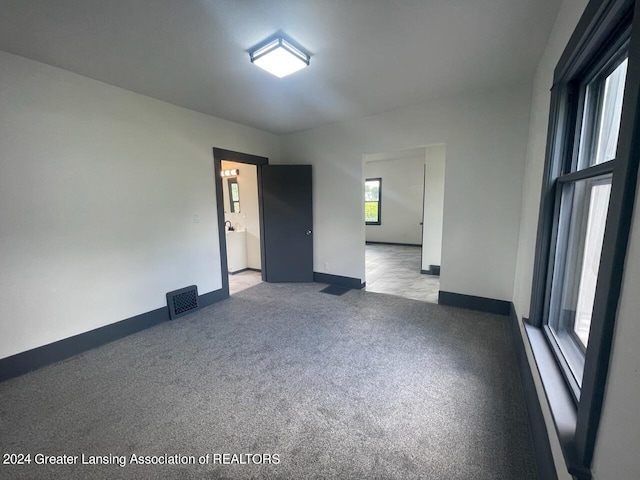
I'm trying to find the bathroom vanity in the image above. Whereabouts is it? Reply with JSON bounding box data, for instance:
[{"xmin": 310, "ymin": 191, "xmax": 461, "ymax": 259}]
[{"xmin": 226, "ymin": 229, "xmax": 247, "ymax": 273}]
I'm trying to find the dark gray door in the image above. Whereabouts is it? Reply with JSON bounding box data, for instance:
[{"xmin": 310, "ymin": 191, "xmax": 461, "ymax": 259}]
[{"xmin": 261, "ymin": 165, "xmax": 313, "ymax": 282}]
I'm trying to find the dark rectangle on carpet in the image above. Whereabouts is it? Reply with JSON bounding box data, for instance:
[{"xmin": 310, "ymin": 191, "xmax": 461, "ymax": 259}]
[{"xmin": 320, "ymin": 285, "xmax": 350, "ymax": 296}]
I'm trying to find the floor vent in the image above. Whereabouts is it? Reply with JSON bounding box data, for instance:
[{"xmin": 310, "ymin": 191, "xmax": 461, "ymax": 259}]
[{"xmin": 166, "ymin": 285, "xmax": 199, "ymax": 320}]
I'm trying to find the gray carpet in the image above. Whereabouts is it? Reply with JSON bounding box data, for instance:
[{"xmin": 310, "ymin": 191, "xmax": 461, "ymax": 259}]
[{"xmin": 0, "ymin": 282, "xmax": 535, "ymax": 479}]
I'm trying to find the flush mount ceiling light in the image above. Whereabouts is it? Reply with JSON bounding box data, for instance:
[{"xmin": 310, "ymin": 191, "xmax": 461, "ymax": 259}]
[{"xmin": 249, "ymin": 38, "xmax": 310, "ymax": 78}]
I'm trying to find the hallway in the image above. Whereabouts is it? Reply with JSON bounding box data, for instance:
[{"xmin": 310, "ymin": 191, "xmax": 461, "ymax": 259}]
[
  {"xmin": 365, "ymin": 243, "xmax": 440, "ymax": 303},
  {"xmin": 229, "ymin": 270, "xmax": 262, "ymax": 295}
]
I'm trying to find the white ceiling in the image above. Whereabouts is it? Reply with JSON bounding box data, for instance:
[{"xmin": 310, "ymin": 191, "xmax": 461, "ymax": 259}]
[{"xmin": 0, "ymin": 0, "xmax": 561, "ymax": 135}]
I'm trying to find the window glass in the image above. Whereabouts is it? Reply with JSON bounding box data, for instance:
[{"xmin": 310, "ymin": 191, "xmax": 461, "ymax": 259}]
[
  {"xmin": 548, "ymin": 174, "xmax": 612, "ymax": 384},
  {"xmin": 365, "ymin": 178, "xmax": 381, "ymax": 224},
  {"xmin": 578, "ymin": 58, "xmax": 628, "ymax": 169}
]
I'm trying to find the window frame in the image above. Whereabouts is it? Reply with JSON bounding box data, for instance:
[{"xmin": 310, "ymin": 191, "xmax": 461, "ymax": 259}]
[
  {"xmin": 543, "ymin": 46, "xmax": 627, "ymax": 402},
  {"xmin": 365, "ymin": 177, "xmax": 382, "ymax": 225},
  {"xmin": 526, "ymin": 0, "xmax": 640, "ymax": 477}
]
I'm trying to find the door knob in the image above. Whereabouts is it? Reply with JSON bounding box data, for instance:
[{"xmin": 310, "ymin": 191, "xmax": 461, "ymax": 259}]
[{"xmin": 305, "ymin": 230, "xmax": 312, "ymax": 236}]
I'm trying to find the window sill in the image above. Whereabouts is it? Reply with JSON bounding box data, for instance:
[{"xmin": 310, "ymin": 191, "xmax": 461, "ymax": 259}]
[{"xmin": 524, "ymin": 322, "xmax": 592, "ymax": 480}]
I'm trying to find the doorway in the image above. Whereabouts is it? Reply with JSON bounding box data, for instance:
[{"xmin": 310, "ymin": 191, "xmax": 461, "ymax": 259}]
[
  {"xmin": 363, "ymin": 145, "xmax": 445, "ymax": 303},
  {"xmin": 214, "ymin": 149, "xmax": 268, "ymax": 297},
  {"xmin": 213, "ymin": 148, "xmax": 314, "ymax": 297},
  {"xmin": 220, "ymin": 159, "xmax": 263, "ymax": 295}
]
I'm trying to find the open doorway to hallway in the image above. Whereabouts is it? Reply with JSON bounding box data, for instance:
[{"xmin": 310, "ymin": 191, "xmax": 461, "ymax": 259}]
[
  {"xmin": 366, "ymin": 244, "xmax": 440, "ymax": 302},
  {"xmin": 220, "ymin": 159, "xmax": 263, "ymax": 295},
  {"xmin": 363, "ymin": 145, "xmax": 445, "ymax": 303}
]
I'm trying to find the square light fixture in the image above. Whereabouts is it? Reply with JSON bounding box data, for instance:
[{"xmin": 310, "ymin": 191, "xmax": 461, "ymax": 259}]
[{"xmin": 250, "ymin": 38, "xmax": 309, "ymax": 78}]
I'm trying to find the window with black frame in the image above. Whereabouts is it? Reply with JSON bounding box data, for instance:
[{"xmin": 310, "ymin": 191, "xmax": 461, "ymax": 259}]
[
  {"xmin": 545, "ymin": 53, "xmax": 628, "ymax": 399},
  {"xmin": 365, "ymin": 178, "xmax": 381, "ymax": 225},
  {"xmin": 527, "ymin": 1, "xmax": 640, "ymax": 475}
]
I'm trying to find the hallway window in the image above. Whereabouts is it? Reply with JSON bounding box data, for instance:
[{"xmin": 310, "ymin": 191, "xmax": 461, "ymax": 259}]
[{"xmin": 365, "ymin": 178, "xmax": 381, "ymax": 225}]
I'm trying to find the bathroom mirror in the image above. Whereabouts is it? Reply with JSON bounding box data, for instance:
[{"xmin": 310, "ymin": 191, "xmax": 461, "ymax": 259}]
[{"xmin": 227, "ymin": 178, "xmax": 240, "ymax": 213}]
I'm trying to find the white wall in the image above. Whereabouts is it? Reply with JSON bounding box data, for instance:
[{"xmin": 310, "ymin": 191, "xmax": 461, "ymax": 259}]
[
  {"xmin": 364, "ymin": 155, "xmax": 424, "ymax": 245},
  {"xmin": 512, "ymin": 0, "xmax": 640, "ymax": 478},
  {"xmin": 280, "ymin": 85, "xmax": 530, "ymax": 301},
  {"xmin": 0, "ymin": 50, "xmax": 279, "ymax": 359},
  {"xmin": 512, "ymin": 0, "xmax": 589, "ymax": 318},
  {"xmin": 221, "ymin": 161, "xmax": 261, "ymax": 270},
  {"xmin": 422, "ymin": 145, "xmax": 445, "ymax": 269}
]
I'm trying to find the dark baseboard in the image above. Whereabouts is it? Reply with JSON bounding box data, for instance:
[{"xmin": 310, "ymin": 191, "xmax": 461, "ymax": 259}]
[
  {"xmin": 198, "ymin": 288, "xmax": 229, "ymax": 307},
  {"xmin": 438, "ymin": 291, "xmax": 511, "ymax": 316},
  {"xmin": 366, "ymin": 241, "xmax": 422, "ymax": 247},
  {"xmin": 421, "ymin": 265, "xmax": 440, "ymax": 276},
  {"xmin": 0, "ymin": 288, "xmax": 227, "ymax": 383},
  {"xmin": 229, "ymin": 268, "xmax": 261, "ymax": 275},
  {"xmin": 229, "ymin": 267, "xmax": 262, "ymax": 275},
  {"xmin": 510, "ymin": 305, "xmax": 558, "ymax": 480},
  {"xmin": 313, "ymin": 272, "xmax": 365, "ymax": 290}
]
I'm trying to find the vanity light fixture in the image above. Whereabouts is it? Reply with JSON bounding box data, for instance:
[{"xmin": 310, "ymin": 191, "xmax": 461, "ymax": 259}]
[
  {"xmin": 249, "ymin": 37, "xmax": 310, "ymax": 78},
  {"xmin": 221, "ymin": 169, "xmax": 239, "ymax": 177}
]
